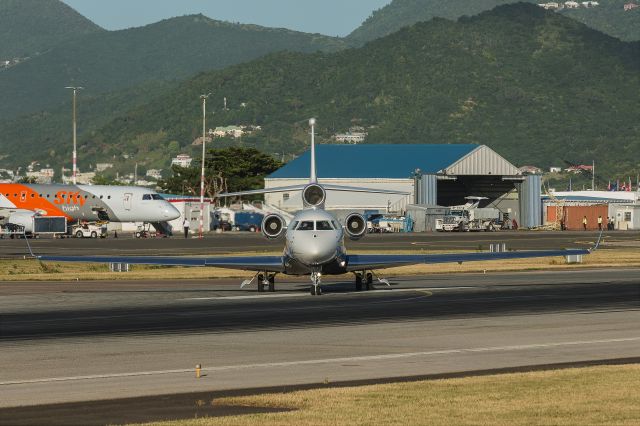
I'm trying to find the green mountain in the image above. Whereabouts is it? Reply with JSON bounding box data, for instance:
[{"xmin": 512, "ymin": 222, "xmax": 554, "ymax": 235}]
[
  {"xmin": 0, "ymin": 13, "xmax": 346, "ymax": 119},
  {"xmin": 347, "ymin": 0, "xmax": 640, "ymax": 45},
  {"xmin": 0, "ymin": 0, "xmax": 103, "ymax": 58},
  {"xmin": 2, "ymin": 4, "xmax": 638, "ymax": 179}
]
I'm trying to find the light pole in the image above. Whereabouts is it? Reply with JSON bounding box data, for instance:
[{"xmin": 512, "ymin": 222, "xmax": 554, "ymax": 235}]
[
  {"xmin": 65, "ymin": 86, "xmax": 83, "ymax": 185},
  {"xmin": 199, "ymin": 93, "xmax": 211, "ymax": 239}
]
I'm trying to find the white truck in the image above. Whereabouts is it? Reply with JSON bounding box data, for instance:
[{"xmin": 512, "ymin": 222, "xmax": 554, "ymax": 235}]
[{"xmin": 438, "ymin": 197, "xmax": 500, "ymax": 232}]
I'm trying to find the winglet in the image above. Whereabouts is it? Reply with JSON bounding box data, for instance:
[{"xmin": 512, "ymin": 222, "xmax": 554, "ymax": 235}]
[{"xmin": 590, "ymin": 228, "xmax": 604, "ymax": 252}]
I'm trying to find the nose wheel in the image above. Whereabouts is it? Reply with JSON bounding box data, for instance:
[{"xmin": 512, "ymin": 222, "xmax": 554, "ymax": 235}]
[{"xmin": 310, "ymin": 272, "xmax": 322, "ymax": 296}]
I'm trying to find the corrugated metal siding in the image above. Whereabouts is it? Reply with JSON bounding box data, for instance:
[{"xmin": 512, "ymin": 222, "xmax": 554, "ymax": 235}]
[
  {"xmin": 519, "ymin": 175, "xmax": 542, "ymax": 228},
  {"xmin": 444, "ymin": 146, "xmax": 520, "ymax": 176},
  {"xmin": 415, "ymin": 175, "xmax": 437, "ymax": 205},
  {"xmin": 547, "ymin": 205, "xmax": 608, "ymax": 230}
]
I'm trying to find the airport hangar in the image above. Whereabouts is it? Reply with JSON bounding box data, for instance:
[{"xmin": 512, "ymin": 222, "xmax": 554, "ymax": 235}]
[{"xmin": 264, "ymin": 144, "xmax": 542, "ymax": 230}]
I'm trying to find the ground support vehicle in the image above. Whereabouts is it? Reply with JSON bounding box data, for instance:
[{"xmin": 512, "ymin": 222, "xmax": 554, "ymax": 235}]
[{"xmin": 72, "ymin": 222, "xmax": 107, "ymax": 238}]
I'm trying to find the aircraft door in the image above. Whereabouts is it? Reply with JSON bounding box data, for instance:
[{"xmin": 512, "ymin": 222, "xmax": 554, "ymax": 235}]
[{"xmin": 123, "ymin": 193, "xmax": 133, "ymax": 211}]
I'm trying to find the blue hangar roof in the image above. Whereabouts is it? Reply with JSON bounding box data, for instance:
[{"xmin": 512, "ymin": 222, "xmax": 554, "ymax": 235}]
[{"xmin": 268, "ymin": 144, "xmax": 478, "ymax": 179}]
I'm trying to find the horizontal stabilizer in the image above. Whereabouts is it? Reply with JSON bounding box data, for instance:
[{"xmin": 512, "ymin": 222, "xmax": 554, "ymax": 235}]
[{"xmin": 219, "ymin": 184, "xmax": 408, "ymax": 198}]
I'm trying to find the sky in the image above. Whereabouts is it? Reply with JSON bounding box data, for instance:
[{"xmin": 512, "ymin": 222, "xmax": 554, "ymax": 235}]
[{"xmin": 61, "ymin": 0, "xmax": 392, "ymax": 37}]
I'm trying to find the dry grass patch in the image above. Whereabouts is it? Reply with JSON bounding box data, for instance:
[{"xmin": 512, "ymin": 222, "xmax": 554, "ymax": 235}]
[{"xmin": 136, "ymin": 364, "xmax": 640, "ymax": 426}]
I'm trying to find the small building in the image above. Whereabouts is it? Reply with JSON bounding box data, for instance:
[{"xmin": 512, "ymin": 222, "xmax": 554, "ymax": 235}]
[
  {"xmin": 334, "ymin": 132, "xmax": 367, "ymax": 144},
  {"xmin": 212, "ymin": 126, "xmax": 245, "ymax": 138},
  {"xmin": 161, "ymin": 194, "xmax": 213, "ymax": 234},
  {"xmin": 62, "ymin": 171, "xmax": 95, "ymax": 185},
  {"xmin": 171, "ymin": 154, "xmax": 193, "ymax": 168},
  {"xmin": 146, "ymin": 169, "xmax": 163, "ymax": 180},
  {"xmin": 624, "ymin": 3, "xmax": 639, "ymax": 11},
  {"xmin": 549, "ymin": 167, "xmax": 562, "ymax": 173},
  {"xmin": 95, "ymin": 163, "xmax": 114, "ymax": 172},
  {"xmin": 519, "ymin": 165, "xmax": 542, "ymax": 175},
  {"xmin": 611, "ymin": 205, "xmax": 640, "ymax": 230}
]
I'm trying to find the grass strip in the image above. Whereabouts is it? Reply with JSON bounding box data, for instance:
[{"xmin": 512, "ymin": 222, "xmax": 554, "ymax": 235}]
[{"xmin": 135, "ymin": 364, "xmax": 640, "ymax": 426}]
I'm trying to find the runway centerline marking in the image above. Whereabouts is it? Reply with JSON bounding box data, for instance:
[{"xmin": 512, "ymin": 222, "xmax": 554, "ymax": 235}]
[{"xmin": 2, "ymin": 336, "xmax": 638, "ymax": 386}]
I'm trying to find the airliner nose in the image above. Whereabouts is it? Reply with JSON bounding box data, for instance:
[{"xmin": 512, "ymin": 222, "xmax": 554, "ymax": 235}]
[{"xmin": 163, "ymin": 202, "xmax": 181, "ymax": 220}]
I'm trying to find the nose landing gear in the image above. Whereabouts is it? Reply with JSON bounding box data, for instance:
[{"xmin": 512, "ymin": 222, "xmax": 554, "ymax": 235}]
[{"xmin": 310, "ymin": 272, "xmax": 322, "ymax": 296}]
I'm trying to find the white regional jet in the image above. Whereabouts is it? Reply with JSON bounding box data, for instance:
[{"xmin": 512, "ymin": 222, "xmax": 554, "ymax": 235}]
[{"xmin": 37, "ymin": 119, "xmax": 593, "ymax": 295}]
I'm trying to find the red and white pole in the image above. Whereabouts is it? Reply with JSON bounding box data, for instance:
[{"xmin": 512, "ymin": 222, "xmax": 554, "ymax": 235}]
[{"xmin": 199, "ymin": 94, "xmax": 210, "ymax": 239}]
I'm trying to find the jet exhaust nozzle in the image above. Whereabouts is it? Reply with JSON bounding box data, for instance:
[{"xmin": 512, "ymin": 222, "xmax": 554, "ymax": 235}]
[
  {"xmin": 345, "ymin": 213, "xmax": 367, "ymax": 240},
  {"xmin": 261, "ymin": 214, "xmax": 286, "ymax": 239}
]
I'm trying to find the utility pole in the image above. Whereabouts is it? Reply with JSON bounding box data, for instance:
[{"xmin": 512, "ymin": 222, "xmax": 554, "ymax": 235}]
[
  {"xmin": 199, "ymin": 93, "xmax": 211, "ymax": 239},
  {"xmin": 592, "ymin": 160, "xmax": 595, "ymax": 191},
  {"xmin": 65, "ymin": 86, "xmax": 83, "ymax": 185}
]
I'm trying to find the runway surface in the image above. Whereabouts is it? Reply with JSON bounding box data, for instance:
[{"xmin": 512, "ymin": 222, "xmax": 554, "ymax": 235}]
[
  {"xmin": 1, "ymin": 230, "xmax": 635, "ymax": 258},
  {"xmin": 1, "ymin": 268, "xmax": 639, "ymax": 423}
]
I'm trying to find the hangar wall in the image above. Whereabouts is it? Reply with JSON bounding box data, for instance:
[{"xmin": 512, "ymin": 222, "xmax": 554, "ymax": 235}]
[{"xmin": 264, "ymin": 178, "xmax": 412, "ymax": 212}]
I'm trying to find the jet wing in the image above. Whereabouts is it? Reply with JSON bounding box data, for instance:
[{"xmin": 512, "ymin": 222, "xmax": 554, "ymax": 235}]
[
  {"xmin": 345, "ymin": 249, "xmax": 590, "ymax": 271},
  {"xmin": 38, "ymin": 255, "xmax": 285, "ymax": 272}
]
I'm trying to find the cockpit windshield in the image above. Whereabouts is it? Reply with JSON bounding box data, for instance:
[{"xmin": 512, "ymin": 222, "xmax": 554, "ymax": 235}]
[
  {"xmin": 316, "ymin": 221, "xmax": 333, "ymax": 230},
  {"xmin": 297, "ymin": 221, "xmax": 315, "ymax": 231},
  {"xmin": 142, "ymin": 194, "xmax": 163, "ymax": 200}
]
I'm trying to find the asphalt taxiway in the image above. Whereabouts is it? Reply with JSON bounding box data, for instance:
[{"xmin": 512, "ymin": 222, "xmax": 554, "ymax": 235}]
[{"xmin": 1, "ymin": 268, "xmax": 638, "ymax": 424}]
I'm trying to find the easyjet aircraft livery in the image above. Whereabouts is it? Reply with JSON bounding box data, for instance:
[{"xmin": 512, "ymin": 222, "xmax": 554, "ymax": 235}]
[{"xmin": 0, "ymin": 183, "xmax": 180, "ymax": 223}]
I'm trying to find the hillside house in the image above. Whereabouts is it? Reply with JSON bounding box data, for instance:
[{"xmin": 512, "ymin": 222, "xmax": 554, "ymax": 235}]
[
  {"xmin": 171, "ymin": 154, "xmax": 192, "ymax": 168},
  {"xmin": 624, "ymin": 3, "xmax": 639, "ymax": 11}
]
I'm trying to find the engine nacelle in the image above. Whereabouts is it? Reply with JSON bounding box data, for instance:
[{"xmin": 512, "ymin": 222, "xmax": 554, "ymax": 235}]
[
  {"xmin": 344, "ymin": 213, "xmax": 367, "ymax": 240},
  {"xmin": 302, "ymin": 184, "xmax": 326, "ymax": 207},
  {"xmin": 261, "ymin": 214, "xmax": 286, "ymax": 239},
  {"xmin": 7, "ymin": 211, "xmax": 37, "ymax": 233}
]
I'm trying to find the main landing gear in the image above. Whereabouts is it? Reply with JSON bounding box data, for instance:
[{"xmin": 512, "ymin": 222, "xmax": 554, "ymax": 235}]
[
  {"xmin": 241, "ymin": 272, "xmax": 276, "ymax": 292},
  {"xmin": 310, "ymin": 272, "xmax": 322, "ymax": 296},
  {"xmin": 354, "ymin": 271, "xmax": 390, "ymax": 292}
]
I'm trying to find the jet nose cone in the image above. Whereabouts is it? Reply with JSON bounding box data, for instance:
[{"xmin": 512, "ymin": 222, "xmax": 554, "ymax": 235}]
[{"xmin": 163, "ymin": 203, "xmax": 181, "ymax": 220}]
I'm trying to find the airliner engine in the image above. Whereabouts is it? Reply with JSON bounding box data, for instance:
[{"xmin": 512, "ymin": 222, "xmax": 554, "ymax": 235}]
[
  {"xmin": 7, "ymin": 211, "xmax": 37, "ymax": 233},
  {"xmin": 261, "ymin": 214, "xmax": 286, "ymax": 239},
  {"xmin": 344, "ymin": 213, "xmax": 367, "ymax": 240}
]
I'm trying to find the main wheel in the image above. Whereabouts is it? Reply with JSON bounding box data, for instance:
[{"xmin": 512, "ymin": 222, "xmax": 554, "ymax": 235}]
[
  {"xmin": 75, "ymin": 230, "xmax": 83, "ymax": 238},
  {"xmin": 365, "ymin": 272, "xmax": 373, "ymax": 291},
  {"xmin": 268, "ymin": 276, "xmax": 275, "ymax": 292},
  {"xmin": 355, "ymin": 274, "xmax": 363, "ymax": 291},
  {"xmin": 310, "ymin": 286, "xmax": 316, "ymax": 296},
  {"xmin": 257, "ymin": 274, "xmax": 265, "ymax": 292}
]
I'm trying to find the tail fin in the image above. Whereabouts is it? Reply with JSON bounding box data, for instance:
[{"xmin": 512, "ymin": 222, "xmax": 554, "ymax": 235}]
[{"xmin": 309, "ymin": 118, "xmax": 317, "ymax": 183}]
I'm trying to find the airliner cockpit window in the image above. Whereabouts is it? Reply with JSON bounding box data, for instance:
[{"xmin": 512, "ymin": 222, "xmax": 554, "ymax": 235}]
[
  {"xmin": 297, "ymin": 221, "xmax": 315, "ymax": 231},
  {"xmin": 316, "ymin": 221, "xmax": 333, "ymax": 230},
  {"xmin": 142, "ymin": 194, "xmax": 152, "ymax": 200},
  {"xmin": 152, "ymin": 194, "xmax": 163, "ymax": 200}
]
